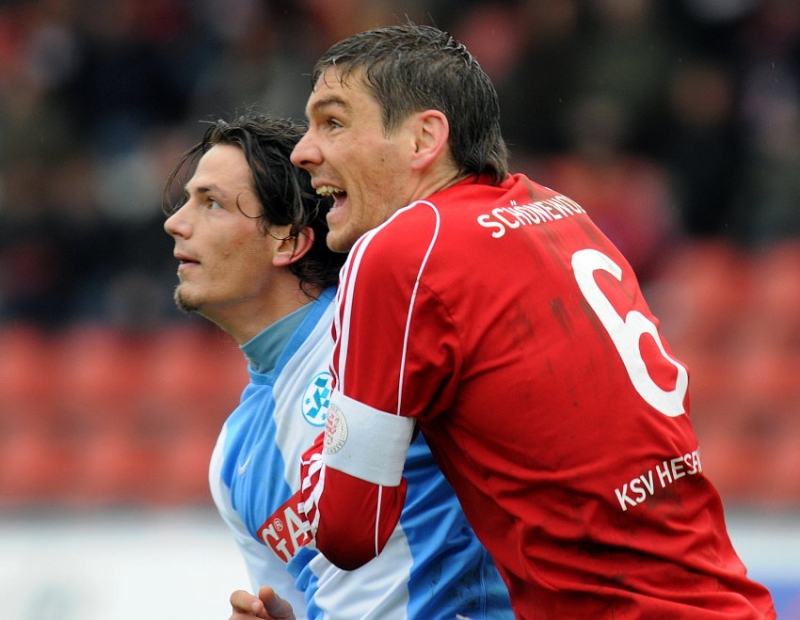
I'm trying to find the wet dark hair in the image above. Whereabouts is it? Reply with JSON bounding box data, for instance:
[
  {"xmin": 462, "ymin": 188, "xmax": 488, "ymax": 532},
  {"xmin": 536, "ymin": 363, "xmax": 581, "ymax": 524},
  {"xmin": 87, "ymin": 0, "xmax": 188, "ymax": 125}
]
[
  {"xmin": 311, "ymin": 23, "xmax": 508, "ymax": 183},
  {"xmin": 164, "ymin": 113, "xmax": 346, "ymax": 295}
]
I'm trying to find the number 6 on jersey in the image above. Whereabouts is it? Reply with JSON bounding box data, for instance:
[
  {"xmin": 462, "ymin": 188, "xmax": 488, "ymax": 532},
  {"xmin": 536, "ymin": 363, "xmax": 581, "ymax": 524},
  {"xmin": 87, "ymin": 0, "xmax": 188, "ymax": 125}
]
[{"xmin": 572, "ymin": 248, "xmax": 688, "ymax": 417}]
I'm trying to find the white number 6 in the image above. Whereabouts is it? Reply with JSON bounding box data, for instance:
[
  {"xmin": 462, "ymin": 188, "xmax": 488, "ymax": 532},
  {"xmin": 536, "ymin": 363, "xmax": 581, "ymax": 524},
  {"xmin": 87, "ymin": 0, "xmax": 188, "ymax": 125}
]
[{"xmin": 572, "ymin": 248, "xmax": 688, "ymax": 417}]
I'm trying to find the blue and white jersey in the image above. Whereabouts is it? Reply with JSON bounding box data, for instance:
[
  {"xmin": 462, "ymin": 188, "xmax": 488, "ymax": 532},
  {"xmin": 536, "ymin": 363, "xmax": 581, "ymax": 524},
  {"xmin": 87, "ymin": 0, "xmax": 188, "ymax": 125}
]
[{"xmin": 209, "ymin": 288, "xmax": 512, "ymax": 620}]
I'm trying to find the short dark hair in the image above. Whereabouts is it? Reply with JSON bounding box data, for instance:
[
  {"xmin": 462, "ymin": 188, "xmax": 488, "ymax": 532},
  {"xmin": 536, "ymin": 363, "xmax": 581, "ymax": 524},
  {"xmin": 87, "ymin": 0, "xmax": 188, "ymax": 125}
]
[
  {"xmin": 311, "ymin": 23, "xmax": 509, "ymax": 183},
  {"xmin": 164, "ymin": 113, "xmax": 346, "ymax": 294}
]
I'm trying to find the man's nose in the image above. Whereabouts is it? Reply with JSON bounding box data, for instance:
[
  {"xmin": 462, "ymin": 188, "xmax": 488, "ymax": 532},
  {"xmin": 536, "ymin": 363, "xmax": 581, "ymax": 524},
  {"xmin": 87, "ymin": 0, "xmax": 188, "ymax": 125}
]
[
  {"xmin": 291, "ymin": 132, "xmax": 319, "ymax": 169},
  {"xmin": 164, "ymin": 204, "xmax": 190, "ymax": 238}
]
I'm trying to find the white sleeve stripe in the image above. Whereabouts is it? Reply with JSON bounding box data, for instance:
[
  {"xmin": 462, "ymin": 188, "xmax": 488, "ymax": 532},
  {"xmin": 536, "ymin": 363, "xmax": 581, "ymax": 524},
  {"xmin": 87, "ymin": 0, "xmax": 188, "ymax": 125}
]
[
  {"xmin": 396, "ymin": 201, "xmax": 439, "ymax": 416},
  {"xmin": 337, "ymin": 225, "xmax": 380, "ymax": 391},
  {"xmin": 311, "ymin": 464, "xmax": 323, "ymax": 533},
  {"xmin": 336, "ymin": 235, "xmax": 366, "ymax": 391},
  {"xmin": 301, "ymin": 463, "xmax": 323, "ymax": 535},
  {"xmin": 330, "ymin": 280, "xmax": 344, "ymax": 389},
  {"xmin": 322, "ymin": 391, "xmax": 414, "ymax": 487},
  {"xmin": 375, "ymin": 486, "xmax": 383, "ymax": 558},
  {"xmin": 337, "ymin": 201, "xmax": 438, "ymax": 397}
]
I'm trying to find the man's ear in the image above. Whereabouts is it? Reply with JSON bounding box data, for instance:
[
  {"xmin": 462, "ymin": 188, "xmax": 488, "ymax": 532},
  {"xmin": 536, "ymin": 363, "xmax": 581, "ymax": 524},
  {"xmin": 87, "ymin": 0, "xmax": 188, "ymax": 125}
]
[
  {"xmin": 273, "ymin": 227, "xmax": 315, "ymax": 267},
  {"xmin": 410, "ymin": 110, "xmax": 450, "ymax": 171}
]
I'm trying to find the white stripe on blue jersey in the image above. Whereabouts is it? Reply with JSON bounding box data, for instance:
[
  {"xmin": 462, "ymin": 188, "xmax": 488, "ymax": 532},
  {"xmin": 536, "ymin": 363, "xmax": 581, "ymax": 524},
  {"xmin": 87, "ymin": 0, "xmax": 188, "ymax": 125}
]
[{"xmin": 209, "ymin": 288, "xmax": 512, "ymax": 619}]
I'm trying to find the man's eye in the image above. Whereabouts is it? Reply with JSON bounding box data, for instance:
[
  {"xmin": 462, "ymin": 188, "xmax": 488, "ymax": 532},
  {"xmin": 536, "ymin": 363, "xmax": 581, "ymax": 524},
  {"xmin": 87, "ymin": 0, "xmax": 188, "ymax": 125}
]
[{"xmin": 208, "ymin": 198, "xmax": 223, "ymax": 210}]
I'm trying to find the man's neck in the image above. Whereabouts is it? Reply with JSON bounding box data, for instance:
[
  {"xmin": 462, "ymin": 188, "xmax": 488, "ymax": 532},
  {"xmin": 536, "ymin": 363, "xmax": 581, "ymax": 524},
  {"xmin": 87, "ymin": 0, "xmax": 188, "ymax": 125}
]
[{"xmin": 202, "ymin": 277, "xmax": 321, "ymax": 345}]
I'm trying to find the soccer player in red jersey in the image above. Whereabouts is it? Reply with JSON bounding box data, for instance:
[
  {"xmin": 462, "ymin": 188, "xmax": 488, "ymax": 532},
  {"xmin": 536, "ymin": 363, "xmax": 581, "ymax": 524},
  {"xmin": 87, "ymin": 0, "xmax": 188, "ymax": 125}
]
[{"xmin": 291, "ymin": 23, "xmax": 776, "ymax": 619}]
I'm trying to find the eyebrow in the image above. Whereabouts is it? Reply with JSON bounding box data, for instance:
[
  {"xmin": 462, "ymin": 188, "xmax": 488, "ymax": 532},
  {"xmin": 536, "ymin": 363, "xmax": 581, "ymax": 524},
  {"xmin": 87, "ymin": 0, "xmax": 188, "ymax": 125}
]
[
  {"xmin": 184, "ymin": 182, "xmax": 223, "ymax": 197},
  {"xmin": 308, "ymin": 95, "xmax": 350, "ymax": 118}
]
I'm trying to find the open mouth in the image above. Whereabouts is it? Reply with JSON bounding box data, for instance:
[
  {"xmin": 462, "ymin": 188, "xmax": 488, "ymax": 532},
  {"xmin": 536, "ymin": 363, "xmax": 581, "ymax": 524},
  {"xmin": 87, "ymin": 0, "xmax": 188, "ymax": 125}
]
[
  {"xmin": 316, "ymin": 185, "xmax": 346, "ymax": 208},
  {"xmin": 316, "ymin": 185, "xmax": 344, "ymax": 197}
]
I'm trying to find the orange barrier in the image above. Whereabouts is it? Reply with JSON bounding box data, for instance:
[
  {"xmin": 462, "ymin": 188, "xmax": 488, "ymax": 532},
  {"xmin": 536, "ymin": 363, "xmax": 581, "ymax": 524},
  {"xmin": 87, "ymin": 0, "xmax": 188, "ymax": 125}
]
[
  {"xmin": 649, "ymin": 240, "xmax": 800, "ymax": 508},
  {"xmin": 0, "ymin": 323, "xmax": 245, "ymax": 509},
  {"xmin": 1, "ymin": 240, "xmax": 799, "ymax": 509}
]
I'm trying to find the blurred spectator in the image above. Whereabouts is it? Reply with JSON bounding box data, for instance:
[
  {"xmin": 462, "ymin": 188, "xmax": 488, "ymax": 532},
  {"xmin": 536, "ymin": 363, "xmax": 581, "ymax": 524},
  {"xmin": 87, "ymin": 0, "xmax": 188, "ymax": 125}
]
[
  {"xmin": 187, "ymin": 0, "xmax": 306, "ymax": 122},
  {"xmin": 732, "ymin": 0, "xmax": 800, "ymax": 247},
  {"xmin": 535, "ymin": 93, "xmax": 680, "ymax": 281},
  {"xmin": 575, "ymin": 0, "xmax": 681, "ymax": 153},
  {"xmin": 56, "ymin": 0, "xmax": 189, "ymax": 155},
  {"xmin": 462, "ymin": 0, "xmax": 585, "ymax": 161},
  {"xmin": 0, "ymin": 156, "xmax": 70, "ymax": 327},
  {"xmin": 660, "ymin": 58, "xmax": 745, "ymax": 237},
  {"xmin": 1, "ymin": 0, "xmax": 798, "ymax": 330},
  {"xmin": 1, "ymin": 0, "xmax": 800, "ymax": 511}
]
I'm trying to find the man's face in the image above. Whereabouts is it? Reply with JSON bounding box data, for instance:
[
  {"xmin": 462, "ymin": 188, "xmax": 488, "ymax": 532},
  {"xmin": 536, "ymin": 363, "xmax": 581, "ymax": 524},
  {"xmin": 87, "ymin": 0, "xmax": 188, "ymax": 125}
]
[
  {"xmin": 291, "ymin": 67, "xmax": 417, "ymax": 253},
  {"xmin": 164, "ymin": 144, "xmax": 282, "ymax": 323}
]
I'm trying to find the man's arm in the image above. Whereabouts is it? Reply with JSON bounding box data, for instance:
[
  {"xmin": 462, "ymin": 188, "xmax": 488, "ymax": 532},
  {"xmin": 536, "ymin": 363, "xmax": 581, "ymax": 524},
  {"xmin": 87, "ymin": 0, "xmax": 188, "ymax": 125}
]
[
  {"xmin": 299, "ymin": 426, "xmax": 409, "ymax": 570},
  {"xmin": 299, "ymin": 207, "xmax": 450, "ymax": 569}
]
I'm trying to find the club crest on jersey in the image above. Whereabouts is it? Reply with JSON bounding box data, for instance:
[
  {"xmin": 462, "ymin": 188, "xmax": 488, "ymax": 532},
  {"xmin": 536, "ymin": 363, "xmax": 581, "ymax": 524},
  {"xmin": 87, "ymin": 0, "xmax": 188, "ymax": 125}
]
[
  {"xmin": 301, "ymin": 371, "xmax": 332, "ymax": 427},
  {"xmin": 323, "ymin": 401, "xmax": 348, "ymax": 454}
]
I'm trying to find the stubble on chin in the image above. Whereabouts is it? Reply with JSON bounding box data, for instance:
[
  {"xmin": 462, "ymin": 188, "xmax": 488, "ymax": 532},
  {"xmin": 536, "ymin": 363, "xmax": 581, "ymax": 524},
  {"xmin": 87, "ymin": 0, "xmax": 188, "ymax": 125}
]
[{"xmin": 173, "ymin": 286, "xmax": 199, "ymax": 314}]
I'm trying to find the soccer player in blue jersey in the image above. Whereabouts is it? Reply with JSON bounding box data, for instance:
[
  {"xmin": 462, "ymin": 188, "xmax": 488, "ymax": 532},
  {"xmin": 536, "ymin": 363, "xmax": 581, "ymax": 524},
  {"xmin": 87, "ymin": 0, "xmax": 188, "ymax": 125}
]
[{"xmin": 163, "ymin": 113, "xmax": 512, "ymax": 620}]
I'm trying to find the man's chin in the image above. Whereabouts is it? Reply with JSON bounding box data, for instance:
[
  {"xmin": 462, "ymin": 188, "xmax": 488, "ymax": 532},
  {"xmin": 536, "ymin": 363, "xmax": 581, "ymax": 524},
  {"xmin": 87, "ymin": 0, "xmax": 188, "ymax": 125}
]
[
  {"xmin": 326, "ymin": 230, "xmax": 357, "ymax": 254},
  {"xmin": 174, "ymin": 288, "xmax": 200, "ymax": 314}
]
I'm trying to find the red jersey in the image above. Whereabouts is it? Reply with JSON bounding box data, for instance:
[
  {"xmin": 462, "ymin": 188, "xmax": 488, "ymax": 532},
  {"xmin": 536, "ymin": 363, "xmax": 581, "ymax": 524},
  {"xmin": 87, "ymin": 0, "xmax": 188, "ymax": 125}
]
[{"xmin": 300, "ymin": 174, "xmax": 776, "ymax": 619}]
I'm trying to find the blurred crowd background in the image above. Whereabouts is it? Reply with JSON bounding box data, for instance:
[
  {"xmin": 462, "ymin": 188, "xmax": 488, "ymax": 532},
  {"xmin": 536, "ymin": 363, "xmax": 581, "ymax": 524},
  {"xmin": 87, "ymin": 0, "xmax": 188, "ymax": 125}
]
[{"xmin": 0, "ymin": 0, "xmax": 799, "ymax": 512}]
